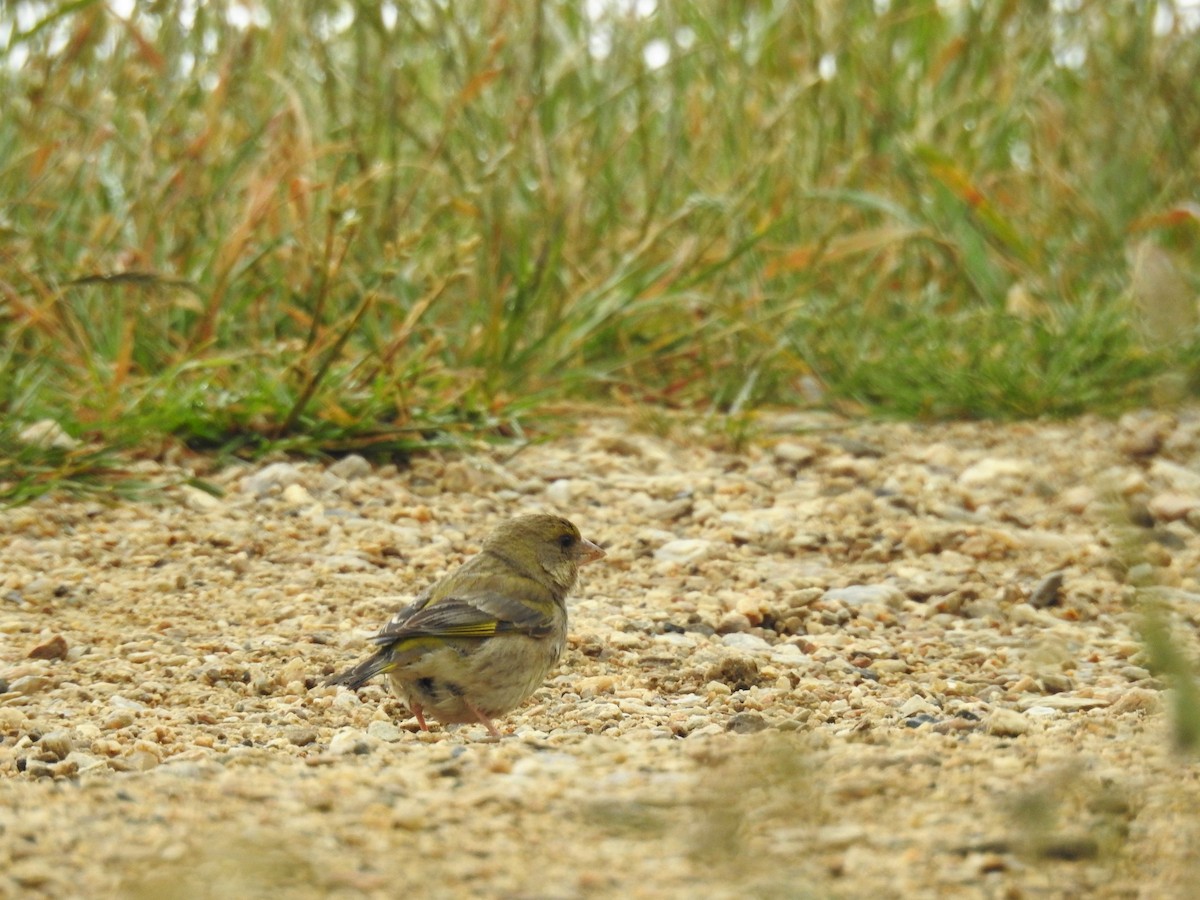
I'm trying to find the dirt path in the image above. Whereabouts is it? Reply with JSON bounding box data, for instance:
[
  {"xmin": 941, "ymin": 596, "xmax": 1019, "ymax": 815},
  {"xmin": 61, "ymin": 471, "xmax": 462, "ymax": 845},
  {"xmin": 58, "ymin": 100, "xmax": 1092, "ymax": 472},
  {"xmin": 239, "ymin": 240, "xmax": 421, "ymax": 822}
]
[{"xmin": 3, "ymin": 411, "xmax": 1200, "ymax": 898}]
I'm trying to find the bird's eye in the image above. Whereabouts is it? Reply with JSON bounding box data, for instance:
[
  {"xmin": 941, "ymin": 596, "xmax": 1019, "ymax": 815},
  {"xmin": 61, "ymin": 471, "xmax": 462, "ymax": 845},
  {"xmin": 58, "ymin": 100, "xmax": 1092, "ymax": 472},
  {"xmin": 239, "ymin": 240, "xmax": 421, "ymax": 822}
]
[{"xmin": 558, "ymin": 533, "xmax": 575, "ymax": 550}]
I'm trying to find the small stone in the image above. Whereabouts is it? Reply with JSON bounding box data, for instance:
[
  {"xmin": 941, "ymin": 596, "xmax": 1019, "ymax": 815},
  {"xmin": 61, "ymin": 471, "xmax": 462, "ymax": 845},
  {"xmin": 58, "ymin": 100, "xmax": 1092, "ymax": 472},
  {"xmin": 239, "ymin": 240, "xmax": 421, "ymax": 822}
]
[
  {"xmin": 1119, "ymin": 665, "xmax": 1152, "ymax": 682},
  {"xmin": 822, "ymin": 585, "xmax": 906, "ymax": 609},
  {"xmin": 1029, "ymin": 572, "xmax": 1064, "ymax": 609},
  {"xmin": 329, "ymin": 454, "xmax": 372, "ymax": 480},
  {"xmin": 720, "ymin": 632, "xmax": 772, "ymax": 652},
  {"xmin": 329, "ymin": 729, "xmax": 372, "ymax": 755},
  {"xmin": 1023, "ymin": 705, "xmax": 1059, "ymax": 718},
  {"xmin": 1110, "ymin": 688, "xmax": 1162, "ymax": 714},
  {"xmin": 110, "ymin": 695, "xmax": 148, "ymax": 711},
  {"xmin": 716, "ymin": 611, "xmax": 752, "ymax": 634},
  {"xmin": 653, "ymin": 539, "xmax": 714, "ymax": 565},
  {"xmin": 240, "ymin": 462, "xmax": 303, "ymax": 496},
  {"xmin": 646, "ymin": 497, "xmax": 693, "ymax": 521},
  {"xmin": 287, "ymin": 727, "xmax": 319, "ymax": 747},
  {"xmin": 726, "ymin": 712, "xmax": 769, "ymax": 734},
  {"xmin": 23, "ymin": 759, "xmax": 56, "ymax": 779},
  {"xmin": 545, "ymin": 479, "xmax": 574, "ymax": 506},
  {"xmin": 38, "ymin": 731, "xmax": 73, "ymax": 760},
  {"xmin": 180, "ymin": 485, "xmax": 223, "ymax": 512},
  {"xmin": 8, "ymin": 675, "xmax": 52, "ymax": 697},
  {"xmin": 18, "ymin": 419, "xmax": 79, "ymax": 450},
  {"xmin": 959, "ymin": 458, "xmax": 1031, "ymax": 485},
  {"xmin": 63, "ymin": 751, "xmax": 105, "ymax": 773},
  {"xmin": 1118, "ymin": 414, "xmax": 1171, "ymax": 458},
  {"xmin": 1060, "ymin": 485, "xmax": 1095, "ymax": 515},
  {"xmin": 1039, "ymin": 673, "xmax": 1074, "ymax": 693},
  {"xmin": 1147, "ymin": 492, "xmax": 1200, "ymax": 523},
  {"xmin": 0, "ymin": 708, "xmax": 25, "ymax": 731},
  {"xmin": 898, "ymin": 695, "xmax": 941, "ymax": 718},
  {"xmin": 986, "ymin": 708, "xmax": 1030, "ymax": 736},
  {"xmin": 321, "ymin": 554, "xmax": 375, "ymax": 572},
  {"xmin": 103, "ymin": 711, "xmax": 136, "ymax": 730},
  {"xmin": 705, "ymin": 657, "xmax": 763, "ymax": 691},
  {"xmin": 27, "ymin": 634, "xmax": 68, "ymax": 660},
  {"xmin": 576, "ymin": 675, "xmax": 616, "ymax": 698},
  {"xmin": 281, "ymin": 483, "xmax": 314, "ymax": 506},
  {"xmin": 1016, "ymin": 694, "xmax": 1109, "ymax": 711},
  {"xmin": 367, "ymin": 720, "xmax": 404, "ymax": 743},
  {"xmin": 1150, "ymin": 458, "xmax": 1200, "ymax": 493},
  {"xmin": 773, "ymin": 441, "xmax": 816, "ymax": 466},
  {"xmin": 123, "ymin": 750, "xmax": 160, "ymax": 772}
]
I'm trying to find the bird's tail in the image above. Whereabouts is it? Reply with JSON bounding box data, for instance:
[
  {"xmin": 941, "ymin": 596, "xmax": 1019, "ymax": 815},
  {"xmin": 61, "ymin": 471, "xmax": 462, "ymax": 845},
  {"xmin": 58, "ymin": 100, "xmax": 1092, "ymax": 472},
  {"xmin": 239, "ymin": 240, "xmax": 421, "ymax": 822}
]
[{"xmin": 325, "ymin": 651, "xmax": 393, "ymax": 690}]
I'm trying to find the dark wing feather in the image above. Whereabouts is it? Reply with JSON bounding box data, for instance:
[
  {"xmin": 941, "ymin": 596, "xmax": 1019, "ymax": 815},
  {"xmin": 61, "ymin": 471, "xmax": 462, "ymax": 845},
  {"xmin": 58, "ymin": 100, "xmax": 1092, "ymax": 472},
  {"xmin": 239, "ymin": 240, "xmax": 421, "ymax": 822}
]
[{"xmin": 372, "ymin": 587, "xmax": 556, "ymax": 644}]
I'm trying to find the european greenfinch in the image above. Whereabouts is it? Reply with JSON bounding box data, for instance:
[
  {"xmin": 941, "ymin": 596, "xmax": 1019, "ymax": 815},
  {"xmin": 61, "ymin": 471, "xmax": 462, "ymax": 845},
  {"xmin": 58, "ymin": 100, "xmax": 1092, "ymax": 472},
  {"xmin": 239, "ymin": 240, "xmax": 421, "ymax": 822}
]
[{"xmin": 326, "ymin": 514, "xmax": 605, "ymax": 737}]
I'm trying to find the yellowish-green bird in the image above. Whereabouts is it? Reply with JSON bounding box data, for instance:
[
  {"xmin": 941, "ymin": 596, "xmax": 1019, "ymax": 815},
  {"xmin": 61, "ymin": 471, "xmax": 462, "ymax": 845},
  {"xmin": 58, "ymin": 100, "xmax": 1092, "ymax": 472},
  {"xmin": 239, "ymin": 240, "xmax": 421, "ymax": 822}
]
[{"xmin": 326, "ymin": 514, "xmax": 605, "ymax": 737}]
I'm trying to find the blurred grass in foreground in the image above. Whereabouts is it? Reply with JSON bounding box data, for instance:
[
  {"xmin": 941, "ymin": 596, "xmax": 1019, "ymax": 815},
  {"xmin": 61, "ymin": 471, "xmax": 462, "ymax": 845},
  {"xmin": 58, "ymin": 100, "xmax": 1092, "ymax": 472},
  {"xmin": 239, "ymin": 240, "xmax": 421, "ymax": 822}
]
[{"xmin": 1, "ymin": 1, "xmax": 1199, "ymax": 494}]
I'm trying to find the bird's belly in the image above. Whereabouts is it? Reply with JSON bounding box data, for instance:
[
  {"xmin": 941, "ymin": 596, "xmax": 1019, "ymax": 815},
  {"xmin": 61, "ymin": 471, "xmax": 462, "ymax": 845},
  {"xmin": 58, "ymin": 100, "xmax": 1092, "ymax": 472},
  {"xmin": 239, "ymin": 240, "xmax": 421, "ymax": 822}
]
[{"xmin": 387, "ymin": 634, "xmax": 563, "ymax": 724}]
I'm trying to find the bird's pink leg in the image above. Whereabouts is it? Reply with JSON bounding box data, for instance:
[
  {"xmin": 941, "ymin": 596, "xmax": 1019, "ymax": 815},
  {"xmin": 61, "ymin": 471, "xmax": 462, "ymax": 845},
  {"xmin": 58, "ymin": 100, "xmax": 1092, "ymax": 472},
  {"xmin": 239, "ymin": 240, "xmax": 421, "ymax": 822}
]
[
  {"xmin": 464, "ymin": 700, "xmax": 502, "ymax": 739},
  {"xmin": 412, "ymin": 703, "xmax": 429, "ymax": 732}
]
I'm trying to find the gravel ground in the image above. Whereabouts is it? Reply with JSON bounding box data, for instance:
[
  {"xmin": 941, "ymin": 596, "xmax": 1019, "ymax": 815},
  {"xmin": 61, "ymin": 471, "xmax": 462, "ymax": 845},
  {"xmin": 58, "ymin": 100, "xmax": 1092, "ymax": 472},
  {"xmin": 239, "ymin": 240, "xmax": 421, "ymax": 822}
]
[{"xmin": 4, "ymin": 410, "xmax": 1200, "ymax": 899}]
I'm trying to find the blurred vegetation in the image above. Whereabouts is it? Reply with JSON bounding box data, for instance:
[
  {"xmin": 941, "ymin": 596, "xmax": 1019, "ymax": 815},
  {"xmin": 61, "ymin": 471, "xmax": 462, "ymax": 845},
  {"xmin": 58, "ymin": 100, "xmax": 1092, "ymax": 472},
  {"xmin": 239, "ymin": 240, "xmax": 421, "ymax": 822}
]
[{"xmin": 2, "ymin": 0, "xmax": 1199, "ymax": 494}]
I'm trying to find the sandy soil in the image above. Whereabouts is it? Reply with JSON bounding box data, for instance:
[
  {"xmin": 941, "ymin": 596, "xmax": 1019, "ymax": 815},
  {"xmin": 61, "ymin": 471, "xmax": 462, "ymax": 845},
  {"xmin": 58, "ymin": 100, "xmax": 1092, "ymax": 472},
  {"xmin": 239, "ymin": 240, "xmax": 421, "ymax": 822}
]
[{"xmin": 3, "ymin": 410, "xmax": 1200, "ymax": 899}]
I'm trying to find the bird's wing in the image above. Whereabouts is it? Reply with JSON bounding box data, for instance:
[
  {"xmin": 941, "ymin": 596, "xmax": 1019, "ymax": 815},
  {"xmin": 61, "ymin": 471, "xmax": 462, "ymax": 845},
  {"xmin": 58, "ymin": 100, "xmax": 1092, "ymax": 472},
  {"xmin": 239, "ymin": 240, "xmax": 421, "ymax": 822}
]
[{"xmin": 371, "ymin": 578, "xmax": 557, "ymax": 645}]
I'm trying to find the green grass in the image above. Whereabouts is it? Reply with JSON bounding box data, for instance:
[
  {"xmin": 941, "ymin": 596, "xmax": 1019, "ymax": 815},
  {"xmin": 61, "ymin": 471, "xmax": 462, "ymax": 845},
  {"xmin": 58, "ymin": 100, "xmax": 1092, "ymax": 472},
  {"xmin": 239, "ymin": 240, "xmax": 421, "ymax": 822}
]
[{"xmin": 2, "ymin": 1, "xmax": 1199, "ymax": 499}]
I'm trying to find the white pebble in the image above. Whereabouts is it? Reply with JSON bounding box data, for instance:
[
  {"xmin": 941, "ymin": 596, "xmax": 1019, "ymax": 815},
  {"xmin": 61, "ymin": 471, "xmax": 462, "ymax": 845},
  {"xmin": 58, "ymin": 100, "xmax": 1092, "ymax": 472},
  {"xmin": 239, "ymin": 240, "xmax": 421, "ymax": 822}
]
[
  {"xmin": 240, "ymin": 462, "xmax": 303, "ymax": 496},
  {"xmin": 720, "ymin": 633, "xmax": 772, "ymax": 652},
  {"xmin": 654, "ymin": 539, "xmax": 715, "ymax": 564},
  {"xmin": 823, "ymin": 584, "xmax": 906, "ymax": 608},
  {"xmin": 329, "ymin": 729, "xmax": 373, "ymax": 755},
  {"xmin": 986, "ymin": 707, "xmax": 1030, "ymax": 736}
]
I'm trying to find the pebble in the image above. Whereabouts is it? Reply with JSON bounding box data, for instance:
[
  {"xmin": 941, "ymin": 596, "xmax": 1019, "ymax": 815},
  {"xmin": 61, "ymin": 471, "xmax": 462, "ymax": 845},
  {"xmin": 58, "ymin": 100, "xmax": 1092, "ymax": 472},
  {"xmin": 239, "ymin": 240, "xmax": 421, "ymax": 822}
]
[
  {"xmin": 545, "ymin": 479, "xmax": 575, "ymax": 506},
  {"xmin": 27, "ymin": 634, "xmax": 68, "ymax": 660},
  {"xmin": 38, "ymin": 731, "xmax": 74, "ymax": 759},
  {"xmin": 239, "ymin": 462, "xmax": 303, "ymax": 496},
  {"xmin": 1016, "ymin": 695, "xmax": 1109, "ymax": 711},
  {"xmin": 1029, "ymin": 571, "xmax": 1064, "ymax": 608},
  {"xmin": 1150, "ymin": 458, "xmax": 1200, "ymax": 493},
  {"xmin": 329, "ymin": 454, "xmax": 372, "ymax": 480},
  {"xmin": 7, "ymin": 675, "xmax": 52, "ymax": 696},
  {"xmin": 366, "ymin": 720, "xmax": 404, "ymax": 743},
  {"xmin": 180, "ymin": 485, "xmax": 223, "ymax": 512},
  {"xmin": 773, "ymin": 441, "xmax": 817, "ymax": 466},
  {"xmin": 103, "ymin": 711, "xmax": 136, "ymax": 730},
  {"xmin": 287, "ymin": 727, "xmax": 319, "ymax": 747},
  {"xmin": 17, "ymin": 418, "xmax": 78, "ymax": 449},
  {"xmin": 959, "ymin": 457, "xmax": 1031, "ymax": 485},
  {"xmin": 653, "ymin": 539, "xmax": 715, "ymax": 564},
  {"xmin": 110, "ymin": 695, "xmax": 148, "ymax": 711},
  {"xmin": 897, "ymin": 695, "xmax": 941, "ymax": 718},
  {"xmin": 1023, "ymin": 705, "xmax": 1060, "ymax": 718},
  {"xmin": 1110, "ymin": 688, "xmax": 1161, "ymax": 713},
  {"xmin": 281, "ymin": 483, "xmax": 315, "ymax": 506},
  {"xmin": 720, "ymin": 633, "xmax": 772, "ymax": 653},
  {"xmin": 986, "ymin": 708, "xmax": 1031, "ymax": 736},
  {"xmin": 822, "ymin": 585, "xmax": 906, "ymax": 609},
  {"xmin": 1147, "ymin": 492, "xmax": 1200, "ymax": 522},
  {"xmin": 329, "ymin": 729, "xmax": 373, "ymax": 755},
  {"xmin": 726, "ymin": 712, "xmax": 769, "ymax": 733}
]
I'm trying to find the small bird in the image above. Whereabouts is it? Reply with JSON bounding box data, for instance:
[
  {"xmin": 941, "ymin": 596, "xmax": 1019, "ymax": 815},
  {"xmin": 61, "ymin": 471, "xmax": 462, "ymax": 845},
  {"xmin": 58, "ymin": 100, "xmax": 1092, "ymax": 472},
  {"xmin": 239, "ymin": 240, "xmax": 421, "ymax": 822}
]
[{"xmin": 326, "ymin": 514, "xmax": 605, "ymax": 737}]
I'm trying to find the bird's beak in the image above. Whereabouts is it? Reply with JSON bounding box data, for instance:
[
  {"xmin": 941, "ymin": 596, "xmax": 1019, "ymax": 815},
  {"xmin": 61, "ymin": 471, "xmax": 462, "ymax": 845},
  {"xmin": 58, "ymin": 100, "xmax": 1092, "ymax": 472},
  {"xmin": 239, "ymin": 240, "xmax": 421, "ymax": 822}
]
[{"xmin": 578, "ymin": 538, "xmax": 606, "ymax": 564}]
